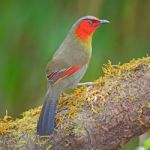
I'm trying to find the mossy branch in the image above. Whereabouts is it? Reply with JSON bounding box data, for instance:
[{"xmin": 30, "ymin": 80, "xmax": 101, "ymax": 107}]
[{"xmin": 0, "ymin": 57, "xmax": 150, "ymax": 150}]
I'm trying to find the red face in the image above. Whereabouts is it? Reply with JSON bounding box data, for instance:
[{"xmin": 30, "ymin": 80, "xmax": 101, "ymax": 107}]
[{"xmin": 76, "ymin": 19, "xmax": 100, "ymax": 42}]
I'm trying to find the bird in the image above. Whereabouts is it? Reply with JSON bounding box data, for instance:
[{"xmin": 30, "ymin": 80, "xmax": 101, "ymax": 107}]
[{"xmin": 37, "ymin": 16, "xmax": 109, "ymax": 136}]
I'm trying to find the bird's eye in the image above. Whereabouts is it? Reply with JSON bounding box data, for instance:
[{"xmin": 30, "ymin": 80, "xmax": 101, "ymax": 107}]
[{"xmin": 89, "ymin": 20, "xmax": 94, "ymax": 25}]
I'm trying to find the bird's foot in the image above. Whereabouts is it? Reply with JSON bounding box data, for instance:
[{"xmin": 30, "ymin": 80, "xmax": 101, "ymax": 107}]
[{"xmin": 77, "ymin": 82, "xmax": 95, "ymax": 86}]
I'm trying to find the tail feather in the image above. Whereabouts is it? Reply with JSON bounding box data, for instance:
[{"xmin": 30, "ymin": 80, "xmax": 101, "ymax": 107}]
[{"xmin": 37, "ymin": 90, "xmax": 59, "ymax": 135}]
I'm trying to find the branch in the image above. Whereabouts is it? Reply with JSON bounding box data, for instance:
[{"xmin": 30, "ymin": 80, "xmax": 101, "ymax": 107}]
[{"xmin": 0, "ymin": 57, "xmax": 150, "ymax": 150}]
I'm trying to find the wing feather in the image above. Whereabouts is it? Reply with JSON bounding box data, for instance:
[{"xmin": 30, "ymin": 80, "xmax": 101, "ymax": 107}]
[{"xmin": 46, "ymin": 66, "xmax": 81, "ymax": 84}]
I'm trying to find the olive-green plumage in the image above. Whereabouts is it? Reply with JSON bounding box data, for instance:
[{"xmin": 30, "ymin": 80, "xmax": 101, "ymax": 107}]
[{"xmin": 37, "ymin": 16, "xmax": 109, "ymax": 135}]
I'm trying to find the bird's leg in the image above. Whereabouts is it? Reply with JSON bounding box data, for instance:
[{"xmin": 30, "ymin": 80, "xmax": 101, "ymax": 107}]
[{"xmin": 77, "ymin": 82, "xmax": 94, "ymax": 86}]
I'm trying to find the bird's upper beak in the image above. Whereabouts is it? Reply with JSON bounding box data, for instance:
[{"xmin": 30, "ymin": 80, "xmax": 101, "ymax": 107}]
[{"xmin": 100, "ymin": 19, "xmax": 110, "ymax": 24}]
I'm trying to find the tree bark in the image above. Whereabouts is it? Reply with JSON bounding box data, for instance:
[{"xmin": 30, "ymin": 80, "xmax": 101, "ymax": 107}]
[{"xmin": 0, "ymin": 57, "xmax": 150, "ymax": 150}]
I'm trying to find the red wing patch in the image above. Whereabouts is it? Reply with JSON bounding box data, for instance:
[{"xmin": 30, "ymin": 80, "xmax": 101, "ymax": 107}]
[{"xmin": 47, "ymin": 66, "xmax": 81, "ymax": 83}]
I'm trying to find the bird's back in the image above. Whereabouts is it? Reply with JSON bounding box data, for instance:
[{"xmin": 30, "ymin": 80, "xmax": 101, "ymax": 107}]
[{"xmin": 46, "ymin": 33, "xmax": 91, "ymax": 75}]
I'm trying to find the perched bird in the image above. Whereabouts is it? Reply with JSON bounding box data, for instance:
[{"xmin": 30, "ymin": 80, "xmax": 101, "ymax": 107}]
[{"xmin": 37, "ymin": 16, "xmax": 109, "ymax": 135}]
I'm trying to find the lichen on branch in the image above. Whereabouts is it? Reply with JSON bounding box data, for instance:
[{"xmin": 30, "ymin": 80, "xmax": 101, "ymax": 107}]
[{"xmin": 0, "ymin": 56, "xmax": 150, "ymax": 150}]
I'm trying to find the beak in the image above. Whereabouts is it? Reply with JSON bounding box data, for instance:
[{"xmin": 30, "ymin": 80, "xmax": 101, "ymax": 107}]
[{"xmin": 100, "ymin": 19, "xmax": 110, "ymax": 24}]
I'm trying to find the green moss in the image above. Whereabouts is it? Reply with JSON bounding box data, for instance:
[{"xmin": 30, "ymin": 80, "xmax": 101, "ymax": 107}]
[
  {"xmin": 56, "ymin": 85, "xmax": 87, "ymax": 127},
  {"xmin": 137, "ymin": 107, "xmax": 145, "ymax": 126},
  {"xmin": 46, "ymin": 144, "xmax": 52, "ymax": 150},
  {"xmin": 0, "ymin": 56, "xmax": 149, "ymax": 140},
  {"xmin": 137, "ymin": 101, "xmax": 150, "ymax": 127},
  {"xmin": 102, "ymin": 57, "xmax": 150, "ymax": 77},
  {"xmin": 73, "ymin": 123, "xmax": 86, "ymax": 135},
  {"xmin": 147, "ymin": 102, "xmax": 150, "ymax": 108}
]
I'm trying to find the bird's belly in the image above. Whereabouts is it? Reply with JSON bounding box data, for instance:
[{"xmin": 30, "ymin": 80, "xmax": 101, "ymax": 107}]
[
  {"xmin": 55, "ymin": 64, "xmax": 88, "ymax": 91},
  {"xmin": 66, "ymin": 64, "xmax": 88, "ymax": 89}
]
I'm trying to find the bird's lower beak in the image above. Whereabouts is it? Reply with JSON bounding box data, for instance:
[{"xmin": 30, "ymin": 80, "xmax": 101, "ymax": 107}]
[{"xmin": 100, "ymin": 19, "xmax": 110, "ymax": 24}]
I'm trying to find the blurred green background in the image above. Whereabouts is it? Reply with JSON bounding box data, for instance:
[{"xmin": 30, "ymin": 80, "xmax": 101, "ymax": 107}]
[{"xmin": 0, "ymin": 0, "xmax": 150, "ymax": 149}]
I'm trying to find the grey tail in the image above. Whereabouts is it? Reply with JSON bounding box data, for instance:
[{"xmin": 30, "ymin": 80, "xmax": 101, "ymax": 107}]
[{"xmin": 37, "ymin": 90, "xmax": 59, "ymax": 135}]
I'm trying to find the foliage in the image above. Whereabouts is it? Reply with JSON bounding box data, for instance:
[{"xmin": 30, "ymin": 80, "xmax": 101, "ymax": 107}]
[{"xmin": 144, "ymin": 138, "xmax": 150, "ymax": 149}]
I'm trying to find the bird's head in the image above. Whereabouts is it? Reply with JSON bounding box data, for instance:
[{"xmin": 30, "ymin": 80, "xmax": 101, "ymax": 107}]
[{"xmin": 73, "ymin": 16, "xmax": 109, "ymax": 42}]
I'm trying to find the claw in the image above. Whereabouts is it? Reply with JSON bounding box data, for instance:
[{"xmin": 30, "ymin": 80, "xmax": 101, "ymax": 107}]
[{"xmin": 77, "ymin": 82, "xmax": 94, "ymax": 86}]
